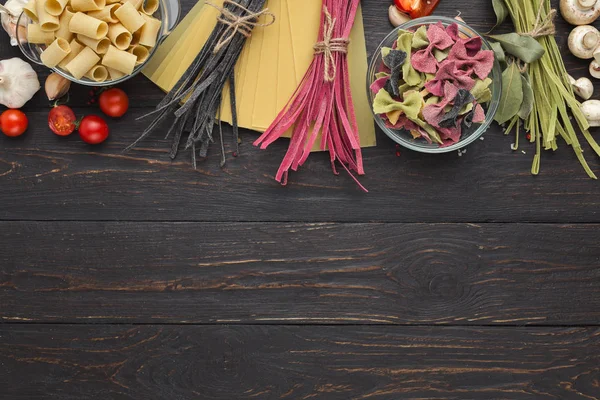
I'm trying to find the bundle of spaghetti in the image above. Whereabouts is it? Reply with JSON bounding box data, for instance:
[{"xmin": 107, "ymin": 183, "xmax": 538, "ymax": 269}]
[
  {"xmin": 126, "ymin": 0, "xmax": 273, "ymax": 167},
  {"xmin": 253, "ymin": 0, "xmax": 366, "ymax": 191}
]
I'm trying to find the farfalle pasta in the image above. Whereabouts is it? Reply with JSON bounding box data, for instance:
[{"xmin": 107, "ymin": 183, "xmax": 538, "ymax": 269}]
[
  {"xmin": 28, "ymin": 0, "xmax": 162, "ymax": 82},
  {"xmin": 371, "ymin": 22, "xmax": 495, "ymax": 147}
]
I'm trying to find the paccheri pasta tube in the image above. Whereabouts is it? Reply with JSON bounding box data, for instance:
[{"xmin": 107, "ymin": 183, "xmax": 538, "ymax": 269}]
[
  {"xmin": 88, "ymin": 3, "xmax": 120, "ymax": 23},
  {"xmin": 58, "ymin": 38, "xmax": 84, "ymax": 68},
  {"xmin": 138, "ymin": 14, "xmax": 160, "ymax": 47},
  {"xmin": 55, "ymin": 7, "xmax": 74, "ymax": 41},
  {"xmin": 106, "ymin": 67, "xmax": 125, "ymax": 80},
  {"xmin": 45, "ymin": 0, "xmax": 69, "ymax": 16},
  {"xmin": 70, "ymin": 0, "xmax": 104, "ymax": 12},
  {"xmin": 101, "ymin": 44, "xmax": 136, "ymax": 74},
  {"xmin": 41, "ymin": 37, "xmax": 71, "ymax": 67},
  {"xmin": 65, "ymin": 46, "xmax": 100, "ymax": 79},
  {"xmin": 23, "ymin": 0, "xmax": 39, "ymax": 22},
  {"xmin": 108, "ymin": 22, "xmax": 132, "ymax": 50},
  {"xmin": 141, "ymin": 0, "xmax": 158, "ymax": 15},
  {"xmin": 124, "ymin": 0, "xmax": 142, "ymax": 10},
  {"xmin": 36, "ymin": 0, "xmax": 60, "ymax": 31},
  {"xmin": 85, "ymin": 65, "xmax": 108, "ymax": 82},
  {"xmin": 28, "ymin": 23, "xmax": 54, "ymax": 43},
  {"xmin": 69, "ymin": 12, "xmax": 108, "ymax": 39},
  {"xmin": 114, "ymin": 2, "xmax": 145, "ymax": 32},
  {"xmin": 27, "ymin": 0, "xmax": 160, "ymax": 82},
  {"xmin": 128, "ymin": 44, "xmax": 148, "ymax": 64},
  {"xmin": 77, "ymin": 33, "xmax": 110, "ymax": 53}
]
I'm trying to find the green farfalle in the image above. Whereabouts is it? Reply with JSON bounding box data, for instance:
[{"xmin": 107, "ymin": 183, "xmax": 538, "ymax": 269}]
[
  {"xmin": 373, "ymin": 89, "xmax": 422, "ymax": 120},
  {"xmin": 425, "ymin": 96, "xmax": 440, "ymax": 106},
  {"xmin": 375, "ymin": 72, "xmax": 390, "ymax": 79},
  {"xmin": 396, "ymin": 31, "xmax": 424, "ymax": 87},
  {"xmin": 374, "ymin": 88, "xmax": 443, "ymax": 145},
  {"xmin": 412, "ymin": 26, "xmax": 429, "ymax": 49},
  {"xmin": 433, "ymin": 48, "xmax": 450, "ymax": 62},
  {"xmin": 471, "ymin": 78, "xmax": 493, "ymax": 104},
  {"xmin": 381, "ymin": 47, "xmax": 392, "ymax": 59}
]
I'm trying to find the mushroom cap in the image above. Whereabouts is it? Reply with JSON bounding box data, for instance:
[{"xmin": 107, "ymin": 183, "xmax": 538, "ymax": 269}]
[
  {"xmin": 589, "ymin": 59, "xmax": 600, "ymax": 78},
  {"xmin": 580, "ymin": 100, "xmax": 600, "ymax": 124},
  {"xmin": 568, "ymin": 25, "xmax": 600, "ymax": 59},
  {"xmin": 560, "ymin": 0, "xmax": 600, "ymax": 25},
  {"xmin": 572, "ymin": 77, "xmax": 594, "ymax": 99}
]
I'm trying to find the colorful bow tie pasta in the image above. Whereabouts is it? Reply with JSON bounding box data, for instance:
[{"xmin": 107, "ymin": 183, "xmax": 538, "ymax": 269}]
[{"xmin": 371, "ymin": 22, "xmax": 495, "ymax": 147}]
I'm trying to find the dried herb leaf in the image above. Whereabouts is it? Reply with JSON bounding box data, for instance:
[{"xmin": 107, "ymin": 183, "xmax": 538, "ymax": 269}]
[
  {"xmin": 488, "ymin": 33, "xmax": 545, "ymax": 63},
  {"xmin": 495, "ymin": 62, "xmax": 523, "ymax": 124},
  {"xmin": 518, "ymin": 73, "xmax": 534, "ymax": 119},
  {"xmin": 491, "ymin": 0, "xmax": 508, "ymax": 29},
  {"xmin": 490, "ymin": 42, "xmax": 506, "ymax": 67}
]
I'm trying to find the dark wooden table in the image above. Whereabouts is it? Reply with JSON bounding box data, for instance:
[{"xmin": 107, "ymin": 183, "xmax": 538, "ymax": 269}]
[{"xmin": 1, "ymin": 1, "xmax": 599, "ymax": 398}]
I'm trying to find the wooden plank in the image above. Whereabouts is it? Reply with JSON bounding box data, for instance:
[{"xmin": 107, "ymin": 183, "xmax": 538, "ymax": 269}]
[
  {"xmin": 2, "ymin": 222, "xmax": 599, "ymax": 324},
  {"xmin": 1, "ymin": 324, "xmax": 598, "ymax": 399},
  {"xmin": 1, "ymin": 1, "xmax": 600, "ymax": 223},
  {"xmin": 1, "ymin": 107, "xmax": 600, "ymax": 223}
]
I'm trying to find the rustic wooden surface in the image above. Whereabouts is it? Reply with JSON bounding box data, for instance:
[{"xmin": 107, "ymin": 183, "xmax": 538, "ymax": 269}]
[{"xmin": 1, "ymin": 0, "xmax": 599, "ymax": 399}]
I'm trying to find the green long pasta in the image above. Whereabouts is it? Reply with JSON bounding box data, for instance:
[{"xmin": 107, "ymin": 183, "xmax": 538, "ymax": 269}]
[{"xmin": 502, "ymin": 0, "xmax": 600, "ymax": 178}]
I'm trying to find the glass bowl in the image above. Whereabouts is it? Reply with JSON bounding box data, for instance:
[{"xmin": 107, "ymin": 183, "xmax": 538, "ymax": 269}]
[
  {"xmin": 15, "ymin": 0, "xmax": 180, "ymax": 86},
  {"xmin": 367, "ymin": 16, "xmax": 502, "ymax": 154}
]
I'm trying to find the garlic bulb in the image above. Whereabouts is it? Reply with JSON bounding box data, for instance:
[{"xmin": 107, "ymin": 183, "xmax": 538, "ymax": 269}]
[{"xmin": 0, "ymin": 58, "xmax": 40, "ymax": 108}]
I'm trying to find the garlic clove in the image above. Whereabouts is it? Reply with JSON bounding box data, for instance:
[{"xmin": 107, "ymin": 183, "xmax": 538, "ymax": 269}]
[
  {"xmin": 45, "ymin": 72, "xmax": 71, "ymax": 100},
  {"xmin": 572, "ymin": 76, "xmax": 594, "ymax": 99},
  {"xmin": 388, "ymin": 5, "xmax": 411, "ymax": 27}
]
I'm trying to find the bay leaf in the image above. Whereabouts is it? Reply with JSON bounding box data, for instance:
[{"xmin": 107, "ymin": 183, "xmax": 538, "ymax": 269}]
[
  {"xmin": 491, "ymin": 0, "xmax": 508, "ymax": 29},
  {"xmin": 518, "ymin": 73, "xmax": 534, "ymax": 119},
  {"xmin": 490, "ymin": 42, "xmax": 506, "ymax": 67},
  {"xmin": 495, "ymin": 62, "xmax": 523, "ymax": 124},
  {"xmin": 488, "ymin": 33, "xmax": 545, "ymax": 63}
]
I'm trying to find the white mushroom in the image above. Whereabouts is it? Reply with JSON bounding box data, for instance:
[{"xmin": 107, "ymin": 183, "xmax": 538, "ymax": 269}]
[
  {"xmin": 560, "ymin": 0, "xmax": 600, "ymax": 25},
  {"xmin": 580, "ymin": 99, "xmax": 600, "ymax": 126},
  {"xmin": 388, "ymin": 5, "xmax": 411, "ymax": 27},
  {"xmin": 568, "ymin": 25, "xmax": 600, "ymax": 59},
  {"xmin": 589, "ymin": 59, "xmax": 600, "ymax": 78},
  {"xmin": 568, "ymin": 74, "xmax": 594, "ymax": 99}
]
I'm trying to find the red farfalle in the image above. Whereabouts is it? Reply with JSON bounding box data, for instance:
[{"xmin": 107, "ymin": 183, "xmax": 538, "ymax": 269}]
[
  {"xmin": 447, "ymin": 39, "xmax": 495, "ymax": 80},
  {"xmin": 425, "ymin": 61, "xmax": 475, "ymax": 97},
  {"xmin": 411, "ymin": 22, "xmax": 455, "ymax": 74},
  {"xmin": 422, "ymin": 82, "xmax": 460, "ymax": 127}
]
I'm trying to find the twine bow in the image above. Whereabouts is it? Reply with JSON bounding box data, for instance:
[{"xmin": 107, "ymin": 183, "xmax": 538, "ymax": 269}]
[
  {"xmin": 313, "ymin": 6, "xmax": 350, "ymax": 82},
  {"xmin": 206, "ymin": 0, "xmax": 275, "ymax": 54},
  {"xmin": 522, "ymin": 0, "xmax": 556, "ymax": 38}
]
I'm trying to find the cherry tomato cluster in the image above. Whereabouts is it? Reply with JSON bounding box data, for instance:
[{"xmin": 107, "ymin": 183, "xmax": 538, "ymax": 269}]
[{"xmin": 1, "ymin": 88, "xmax": 129, "ymax": 145}]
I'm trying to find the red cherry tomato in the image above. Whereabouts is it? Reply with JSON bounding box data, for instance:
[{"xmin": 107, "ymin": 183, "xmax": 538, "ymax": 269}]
[
  {"xmin": 99, "ymin": 88, "xmax": 129, "ymax": 118},
  {"xmin": 394, "ymin": 0, "xmax": 440, "ymax": 18},
  {"xmin": 0, "ymin": 109, "xmax": 28, "ymax": 137},
  {"xmin": 48, "ymin": 105, "xmax": 77, "ymax": 136},
  {"xmin": 79, "ymin": 115, "xmax": 109, "ymax": 144}
]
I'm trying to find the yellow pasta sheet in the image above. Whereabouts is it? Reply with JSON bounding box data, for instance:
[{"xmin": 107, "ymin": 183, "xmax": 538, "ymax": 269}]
[{"xmin": 143, "ymin": 0, "xmax": 376, "ymax": 151}]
